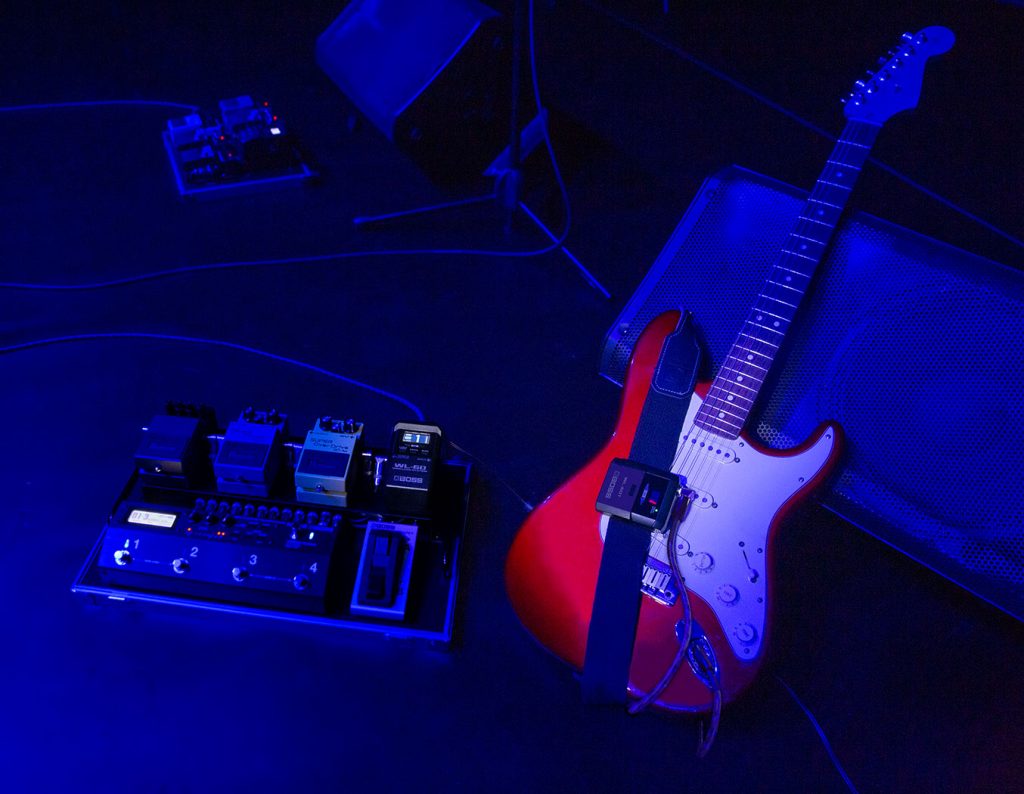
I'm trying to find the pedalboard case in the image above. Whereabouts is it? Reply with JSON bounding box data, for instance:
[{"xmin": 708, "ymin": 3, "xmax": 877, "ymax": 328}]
[{"xmin": 73, "ymin": 407, "xmax": 471, "ymax": 644}]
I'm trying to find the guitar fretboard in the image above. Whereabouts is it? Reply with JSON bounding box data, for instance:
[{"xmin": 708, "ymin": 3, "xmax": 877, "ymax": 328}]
[{"xmin": 693, "ymin": 120, "xmax": 881, "ymax": 439}]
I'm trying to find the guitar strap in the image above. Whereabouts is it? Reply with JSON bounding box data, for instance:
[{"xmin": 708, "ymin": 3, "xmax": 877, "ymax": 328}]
[{"xmin": 581, "ymin": 312, "xmax": 701, "ymax": 704}]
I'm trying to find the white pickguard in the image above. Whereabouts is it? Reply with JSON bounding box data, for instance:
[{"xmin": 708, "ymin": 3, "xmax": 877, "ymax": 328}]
[{"xmin": 599, "ymin": 391, "xmax": 836, "ymax": 660}]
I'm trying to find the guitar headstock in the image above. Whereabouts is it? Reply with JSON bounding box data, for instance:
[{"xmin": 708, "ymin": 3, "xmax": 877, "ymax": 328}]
[{"xmin": 843, "ymin": 26, "xmax": 954, "ymax": 123}]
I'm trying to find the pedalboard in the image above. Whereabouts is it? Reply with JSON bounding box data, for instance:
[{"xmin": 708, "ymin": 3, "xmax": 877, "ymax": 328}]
[
  {"xmin": 74, "ymin": 404, "xmax": 471, "ymax": 643},
  {"xmin": 163, "ymin": 95, "xmax": 315, "ymax": 199}
]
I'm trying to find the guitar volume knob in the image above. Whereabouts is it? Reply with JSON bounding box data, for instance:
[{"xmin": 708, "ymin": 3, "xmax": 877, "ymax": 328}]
[
  {"xmin": 692, "ymin": 552, "xmax": 714, "ymax": 572},
  {"xmin": 733, "ymin": 623, "xmax": 758, "ymax": 645}
]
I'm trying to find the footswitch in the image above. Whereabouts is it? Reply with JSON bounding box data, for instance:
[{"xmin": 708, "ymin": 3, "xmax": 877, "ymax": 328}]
[
  {"xmin": 294, "ymin": 417, "xmax": 363, "ymax": 507},
  {"xmin": 350, "ymin": 521, "xmax": 418, "ymax": 620}
]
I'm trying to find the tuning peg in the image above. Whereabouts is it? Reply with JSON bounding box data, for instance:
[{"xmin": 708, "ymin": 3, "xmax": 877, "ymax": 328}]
[
  {"xmin": 865, "ymin": 70, "xmax": 875, "ymax": 77},
  {"xmin": 855, "ymin": 79, "xmax": 866, "ymax": 87},
  {"xmin": 901, "ymin": 32, "xmax": 913, "ymax": 42}
]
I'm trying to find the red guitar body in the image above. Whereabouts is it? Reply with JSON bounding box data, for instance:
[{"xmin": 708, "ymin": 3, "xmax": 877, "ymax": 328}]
[{"xmin": 505, "ymin": 312, "xmax": 842, "ymax": 710}]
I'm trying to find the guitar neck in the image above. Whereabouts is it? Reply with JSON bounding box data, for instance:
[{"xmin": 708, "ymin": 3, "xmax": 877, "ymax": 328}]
[{"xmin": 694, "ymin": 119, "xmax": 881, "ymax": 439}]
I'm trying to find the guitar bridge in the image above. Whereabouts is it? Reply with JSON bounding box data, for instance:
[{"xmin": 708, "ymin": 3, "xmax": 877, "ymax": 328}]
[{"xmin": 641, "ymin": 558, "xmax": 678, "ymax": 606}]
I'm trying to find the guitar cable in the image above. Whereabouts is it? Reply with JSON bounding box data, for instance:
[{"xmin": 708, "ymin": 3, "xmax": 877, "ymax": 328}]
[
  {"xmin": 0, "ymin": 332, "xmax": 427, "ymax": 421},
  {"xmin": 627, "ymin": 518, "xmax": 724, "ymax": 758},
  {"xmin": 0, "ymin": 99, "xmax": 200, "ymax": 113}
]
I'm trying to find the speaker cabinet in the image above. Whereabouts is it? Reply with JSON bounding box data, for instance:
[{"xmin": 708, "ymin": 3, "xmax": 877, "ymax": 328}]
[
  {"xmin": 602, "ymin": 165, "xmax": 1024, "ymax": 621},
  {"xmin": 317, "ymin": 0, "xmax": 510, "ymax": 180}
]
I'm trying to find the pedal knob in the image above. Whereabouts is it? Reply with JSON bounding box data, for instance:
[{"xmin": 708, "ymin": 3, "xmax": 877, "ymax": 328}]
[
  {"xmin": 292, "ymin": 574, "xmax": 311, "ymax": 591},
  {"xmin": 231, "ymin": 566, "xmax": 248, "ymax": 582},
  {"xmin": 716, "ymin": 584, "xmax": 739, "ymax": 604},
  {"xmin": 113, "ymin": 549, "xmax": 132, "ymax": 566},
  {"xmin": 693, "ymin": 552, "xmax": 714, "ymax": 572},
  {"xmin": 733, "ymin": 623, "xmax": 758, "ymax": 645},
  {"xmin": 172, "ymin": 558, "xmax": 189, "ymax": 575}
]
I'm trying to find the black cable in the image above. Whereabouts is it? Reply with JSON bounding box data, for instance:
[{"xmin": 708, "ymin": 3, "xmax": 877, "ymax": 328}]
[
  {"xmin": 0, "ymin": 332, "xmax": 425, "ymax": 420},
  {"xmin": 774, "ymin": 674, "xmax": 859, "ymax": 793},
  {"xmin": 582, "ymin": 0, "xmax": 1024, "ymax": 254}
]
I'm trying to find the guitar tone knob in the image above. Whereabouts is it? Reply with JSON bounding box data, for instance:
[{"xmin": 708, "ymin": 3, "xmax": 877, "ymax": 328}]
[
  {"xmin": 716, "ymin": 584, "xmax": 739, "ymax": 604},
  {"xmin": 733, "ymin": 623, "xmax": 758, "ymax": 645}
]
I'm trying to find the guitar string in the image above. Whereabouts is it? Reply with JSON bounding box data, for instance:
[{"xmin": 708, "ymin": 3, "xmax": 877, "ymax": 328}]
[
  {"xmin": 663, "ymin": 128, "xmax": 871, "ymax": 550},
  {"xmin": 643, "ymin": 125, "xmax": 879, "ymax": 666},
  {"xmin": 671, "ymin": 124, "xmax": 877, "ymax": 492}
]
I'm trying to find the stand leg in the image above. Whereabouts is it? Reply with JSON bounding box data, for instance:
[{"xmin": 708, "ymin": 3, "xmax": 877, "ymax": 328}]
[
  {"xmin": 353, "ymin": 193, "xmax": 497, "ymax": 227},
  {"xmin": 518, "ymin": 201, "xmax": 611, "ymax": 299}
]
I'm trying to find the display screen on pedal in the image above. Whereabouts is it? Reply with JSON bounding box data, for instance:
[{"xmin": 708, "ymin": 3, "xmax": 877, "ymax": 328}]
[
  {"xmin": 127, "ymin": 509, "xmax": 177, "ymax": 528},
  {"xmin": 384, "ymin": 422, "xmax": 443, "ymax": 509},
  {"xmin": 634, "ymin": 473, "xmax": 668, "ymax": 523}
]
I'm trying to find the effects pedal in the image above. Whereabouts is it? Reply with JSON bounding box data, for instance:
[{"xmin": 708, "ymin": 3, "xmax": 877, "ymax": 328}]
[
  {"xmin": 134, "ymin": 402, "xmax": 217, "ymax": 488},
  {"xmin": 98, "ymin": 497, "xmax": 340, "ymax": 613},
  {"xmin": 382, "ymin": 422, "xmax": 443, "ymax": 514},
  {"xmin": 214, "ymin": 408, "xmax": 287, "ymax": 497},
  {"xmin": 294, "ymin": 417, "xmax": 363, "ymax": 507}
]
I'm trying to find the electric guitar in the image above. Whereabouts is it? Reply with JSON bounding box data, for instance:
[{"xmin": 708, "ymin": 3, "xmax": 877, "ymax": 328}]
[{"xmin": 505, "ymin": 28, "xmax": 954, "ymax": 711}]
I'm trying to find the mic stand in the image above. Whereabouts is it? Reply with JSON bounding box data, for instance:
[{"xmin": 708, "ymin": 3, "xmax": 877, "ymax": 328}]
[{"xmin": 351, "ymin": 0, "xmax": 609, "ymax": 299}]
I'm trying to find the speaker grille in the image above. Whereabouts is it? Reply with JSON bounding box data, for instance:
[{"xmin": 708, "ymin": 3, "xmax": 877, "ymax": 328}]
[{"xmin": 601, "ymin": 166, "xmax": 1024, "ymax": 619}]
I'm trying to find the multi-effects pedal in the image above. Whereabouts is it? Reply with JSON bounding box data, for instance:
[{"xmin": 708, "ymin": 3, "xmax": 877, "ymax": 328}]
[
  {"xmin": 98, "ymin": 496, "xmax": 340, "ymax": 614},
  {"xmin": 74, "ymin": 404, "xmax": 471, "ymax": 643}
]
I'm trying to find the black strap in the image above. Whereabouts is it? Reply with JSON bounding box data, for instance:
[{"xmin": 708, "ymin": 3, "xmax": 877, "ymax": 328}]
[{"xmin": 581, "ymin": 312, "xmax": 700, "ymax": 704}]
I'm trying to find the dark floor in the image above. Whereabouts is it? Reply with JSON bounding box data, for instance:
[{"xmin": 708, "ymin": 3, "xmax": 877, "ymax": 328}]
[{"xmin": 1, "ymin": 1, "xmax": 1022, "ymax": 792}]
